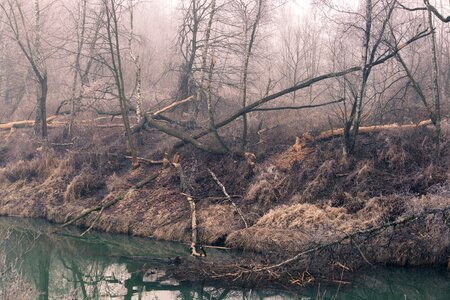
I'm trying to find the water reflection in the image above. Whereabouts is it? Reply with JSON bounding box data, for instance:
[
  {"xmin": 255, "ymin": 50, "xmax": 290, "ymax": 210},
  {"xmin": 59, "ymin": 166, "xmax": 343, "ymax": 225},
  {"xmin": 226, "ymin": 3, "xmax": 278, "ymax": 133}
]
[{"xmin": 0, "ymin": 217, "xmax": 449, "ymax": 300}]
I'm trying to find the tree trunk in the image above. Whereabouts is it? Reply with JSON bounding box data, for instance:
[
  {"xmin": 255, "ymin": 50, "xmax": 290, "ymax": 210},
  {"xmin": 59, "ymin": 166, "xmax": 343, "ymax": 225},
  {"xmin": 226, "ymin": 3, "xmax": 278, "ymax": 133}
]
[
  {"xmin": 241, "ymin": 0, "xmax": 263, "ymax": 151},
  {"xmin": 105, "ymin": 0, "xmax": 138, "ymax": 168},
  {"xmin": 426, "ymin": 0, "xmax": 442, "ymax": 149}
]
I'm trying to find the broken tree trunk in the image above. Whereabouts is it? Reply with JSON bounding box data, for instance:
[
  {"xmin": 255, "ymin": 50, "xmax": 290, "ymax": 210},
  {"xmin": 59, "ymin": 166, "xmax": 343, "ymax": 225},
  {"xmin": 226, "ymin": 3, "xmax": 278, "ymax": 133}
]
[
  {"xmin": 184, "ymin": 193, "xmax": 206, "ymax": 257},
  {"xmin": 172, "ymin": 156, "xmax": 206, "ymax": 257}
]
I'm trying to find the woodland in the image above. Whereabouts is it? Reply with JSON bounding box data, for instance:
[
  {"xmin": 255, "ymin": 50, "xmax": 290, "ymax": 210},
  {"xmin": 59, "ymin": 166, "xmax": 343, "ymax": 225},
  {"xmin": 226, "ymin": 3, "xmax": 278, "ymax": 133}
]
[{"xmin": 0, "ymin": 0, "xmax": 450, "ymax": 286}]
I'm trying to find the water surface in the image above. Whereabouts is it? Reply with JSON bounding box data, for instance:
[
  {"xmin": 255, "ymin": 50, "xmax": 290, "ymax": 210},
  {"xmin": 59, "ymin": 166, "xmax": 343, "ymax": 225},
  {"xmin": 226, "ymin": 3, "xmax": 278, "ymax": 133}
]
[{"xmin": 0, "ymin": 217, "xmax": 449, "ymax": 299}]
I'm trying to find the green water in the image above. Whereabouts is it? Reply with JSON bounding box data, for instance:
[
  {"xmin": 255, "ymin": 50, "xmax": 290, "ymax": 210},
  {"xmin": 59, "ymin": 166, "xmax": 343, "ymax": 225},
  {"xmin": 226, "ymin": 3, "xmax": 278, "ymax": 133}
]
[{"xmin": 0, "ymin": 217, "xmax": 449, "ymax": 299}]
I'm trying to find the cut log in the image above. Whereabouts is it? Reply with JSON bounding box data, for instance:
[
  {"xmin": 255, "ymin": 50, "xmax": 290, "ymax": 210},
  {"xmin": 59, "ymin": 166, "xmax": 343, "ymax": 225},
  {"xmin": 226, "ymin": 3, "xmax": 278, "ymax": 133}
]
[
  {"xmin": 0, "ymin": 116, "xmax": 58, "ymax": 131},
  {"xmin": 308, "ymin": 119, "xmax": 433, "ymax": 142}
]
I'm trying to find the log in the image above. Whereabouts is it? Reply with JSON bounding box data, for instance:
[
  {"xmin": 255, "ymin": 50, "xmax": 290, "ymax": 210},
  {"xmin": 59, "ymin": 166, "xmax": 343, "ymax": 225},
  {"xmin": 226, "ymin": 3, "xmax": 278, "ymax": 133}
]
[
  {"xmin": 184, "ymin": 194, "xmax": 206, "ymax": 257},
  {"xmin": 151, "ymin": 96, "xmax": 194, "ymax": 116},
  {"xmin": 0, "ymin": 116, "xmax": 58, "ymax": 131},
  {"xmin": 310, "ymin": 119, "xmax": 433, "ymax": 141}
]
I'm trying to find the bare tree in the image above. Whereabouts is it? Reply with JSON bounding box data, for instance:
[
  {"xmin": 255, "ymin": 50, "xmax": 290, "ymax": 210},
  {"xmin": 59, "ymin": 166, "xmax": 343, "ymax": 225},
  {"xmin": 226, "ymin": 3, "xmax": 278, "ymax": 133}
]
[
  {"xmin": 102, "ymin": 0, "xmax": 139, "ymax": 167},
  {"xmin": 332, "ymin": 0, "xmax": 398, "ymax": 155},
  {"xmin": 68, "ymin": 0, "xmax": 88, "ymax": 136},
  {"xmin": 0, "ymin": 0, "xmax": 48, "ymax": 139},
  {"xmin": 128, "ymin": 0, "xmax": 143, "ymax": 124},
  {"xmin": 177, "ymin": 0, "xmax": 211, "ymax": 107},
  {"xmin": 236, "ymin": 0, "xmax": 264, "ymax": 151}
]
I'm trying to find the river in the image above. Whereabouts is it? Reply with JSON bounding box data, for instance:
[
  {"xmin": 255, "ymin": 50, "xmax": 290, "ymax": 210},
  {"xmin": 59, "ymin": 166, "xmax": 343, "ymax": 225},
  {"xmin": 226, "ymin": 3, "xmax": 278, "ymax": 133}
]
[{"xmin": 0, "ymin": 217, "xmax": 448, "ymax": 299}]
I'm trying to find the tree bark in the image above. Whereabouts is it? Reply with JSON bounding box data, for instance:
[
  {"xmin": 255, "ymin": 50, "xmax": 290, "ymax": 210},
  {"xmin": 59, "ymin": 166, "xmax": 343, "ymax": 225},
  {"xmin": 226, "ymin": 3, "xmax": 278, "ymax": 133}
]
[{"xmin": 425, "ymin": 0, "xmax": 442, "ymax": 148}]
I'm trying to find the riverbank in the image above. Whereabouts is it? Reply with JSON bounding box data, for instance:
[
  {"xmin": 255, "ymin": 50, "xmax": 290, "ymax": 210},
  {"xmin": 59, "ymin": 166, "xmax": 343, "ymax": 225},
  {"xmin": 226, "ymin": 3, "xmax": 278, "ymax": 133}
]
[
  {"xmin": 0, "ymin": 124, "xmax": 449, "ymax": 283},
  {"xmin": 2, "ymin": 217, "xmax": 449, "ymax": 299}
]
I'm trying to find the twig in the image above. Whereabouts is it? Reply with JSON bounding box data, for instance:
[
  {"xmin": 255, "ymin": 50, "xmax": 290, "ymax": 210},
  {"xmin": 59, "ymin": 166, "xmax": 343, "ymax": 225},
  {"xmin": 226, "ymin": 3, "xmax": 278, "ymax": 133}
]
[
  {"xmin": 208, "ymin": 168, "xmax": 248, "ymax": 228},
  {"xmin": 124, "ymin": 155, "xmax": 163, "ymax": 165},
  {"xmin": 351, "ymin": 238, "xmax": 373, "ymax": 266}
]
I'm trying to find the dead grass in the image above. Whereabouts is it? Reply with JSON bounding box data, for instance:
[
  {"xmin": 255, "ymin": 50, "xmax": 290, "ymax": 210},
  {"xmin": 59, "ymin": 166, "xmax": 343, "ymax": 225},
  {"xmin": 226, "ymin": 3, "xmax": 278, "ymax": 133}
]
[
  {"xmin": 1, "ymin": 123, "xmax": 450, "ymax": 273},
  {"xmin": 3, "ymin": 150, "xmax": 57, "ymax": 183},
  {"xmin": 197, "ymin": 204, "xmax": 246, "ymax": 245},
  {"xmin": 64, "ymin": 169, "xmax": 105, "ymax": 202},
  {"xmin": 227, "ymin": 191, "xmax": 450, "ymax": 269}
]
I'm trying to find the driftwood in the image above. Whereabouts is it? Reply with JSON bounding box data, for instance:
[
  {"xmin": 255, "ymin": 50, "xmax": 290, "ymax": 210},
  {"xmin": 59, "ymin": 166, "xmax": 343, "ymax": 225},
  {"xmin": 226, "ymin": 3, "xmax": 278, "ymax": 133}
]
[{"xmin": 55, "ymin": 172, "xmax": 160, "ymax": 232}]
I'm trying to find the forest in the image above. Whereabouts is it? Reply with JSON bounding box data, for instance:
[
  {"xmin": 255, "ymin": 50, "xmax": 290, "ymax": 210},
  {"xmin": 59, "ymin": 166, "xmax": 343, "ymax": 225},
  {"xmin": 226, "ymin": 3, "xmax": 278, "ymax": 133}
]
[{"xmin": 0, "ymin": 0, "xmax": 450, "ymax": 296}]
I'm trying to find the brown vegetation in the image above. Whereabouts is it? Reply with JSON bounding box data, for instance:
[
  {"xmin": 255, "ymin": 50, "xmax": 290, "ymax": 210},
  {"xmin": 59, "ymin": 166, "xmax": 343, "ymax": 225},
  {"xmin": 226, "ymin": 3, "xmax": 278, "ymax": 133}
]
[{"xmin": 0, "ymin": 122, "xmax": 449, "ymax": 278}]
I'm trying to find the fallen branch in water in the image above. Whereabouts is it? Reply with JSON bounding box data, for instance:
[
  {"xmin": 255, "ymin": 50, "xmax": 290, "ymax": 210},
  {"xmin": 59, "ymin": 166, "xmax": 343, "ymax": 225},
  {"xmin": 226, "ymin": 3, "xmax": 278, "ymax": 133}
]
[
  {"xmin": 55, "ymin": 172, "xmax": 160, "ymax": 233},
  {"xmin": 80, "ymin": 206, "xmax": 104, "ymax": 236},
  {"xmin": 208, "ymin": 168, "xmax": 248, "ymax": 228},
  {"xmin": 214, "ymin": 206, "xmax": 450, "ymax": 278}
]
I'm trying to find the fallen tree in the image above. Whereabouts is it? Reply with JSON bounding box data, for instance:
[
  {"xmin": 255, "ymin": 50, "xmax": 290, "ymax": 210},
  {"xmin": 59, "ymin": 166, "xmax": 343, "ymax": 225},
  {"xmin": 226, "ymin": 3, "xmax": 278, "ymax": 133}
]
[
  {"xmin": 1, "ymin": 30, "xmax": 430, "ymax": 155},
  {"xmin": 0, "ymin": 116, "xmax": 58, "ymax": 131},
  {"xmin": 172, "ymin": 29, "xmax": 431, "ymax": 151},
  {"xmin": 308, "ymin": 119, "xmax": 434, "ymax": 142}
]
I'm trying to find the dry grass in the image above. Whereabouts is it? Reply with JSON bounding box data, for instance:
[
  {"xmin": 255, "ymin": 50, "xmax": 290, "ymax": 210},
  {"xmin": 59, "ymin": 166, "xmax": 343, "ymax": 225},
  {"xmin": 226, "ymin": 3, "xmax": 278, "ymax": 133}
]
[
  {"xmin": 1, "ymin": 123, "xmax": 450, "ymax": 274},
  {"xmin": 2, "ymin": 151, "xmax": 57, "ymax": 183},
  {"xmin": 64, "ymin": 169, "xmax": 105, "ymax": 202},
  {"xmin": 197, "ymin": 204, "xmax": 246, "ymax": 245},
  {"xmin": 227, "ymin": 191, "xmax": 450, "ymax": 269}
]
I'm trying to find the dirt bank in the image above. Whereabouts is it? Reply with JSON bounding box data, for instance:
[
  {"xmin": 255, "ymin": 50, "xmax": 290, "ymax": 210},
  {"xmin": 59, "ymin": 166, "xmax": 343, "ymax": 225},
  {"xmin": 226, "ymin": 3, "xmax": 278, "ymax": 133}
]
[{"xmin": 0, "ymin": 124, "xmax": 449, "ymax": 280}]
